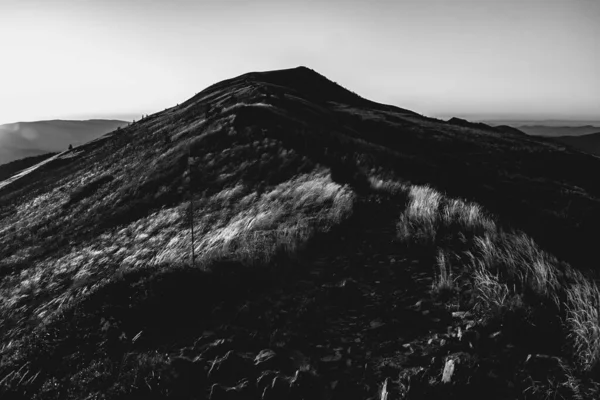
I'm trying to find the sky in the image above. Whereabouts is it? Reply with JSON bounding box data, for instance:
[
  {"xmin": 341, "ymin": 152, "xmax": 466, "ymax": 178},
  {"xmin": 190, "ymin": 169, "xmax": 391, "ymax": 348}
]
[{"xmin": 0, "ymin": 0, "xmax": 599, "ymax": 125}]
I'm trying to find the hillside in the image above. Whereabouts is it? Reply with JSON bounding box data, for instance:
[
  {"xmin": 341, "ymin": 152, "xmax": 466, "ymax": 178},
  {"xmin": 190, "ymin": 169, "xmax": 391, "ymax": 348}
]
[
  {"xmin": 551, "ymin": 132, "xmax": 600, "ymax": 157},
  {"xmin": 1, "ymin": 66, "xmax": 600, "ymax": 399},
  {"xmin": 0, "ymin": 152, "xmax": 57, "ymax": 182},
  {"xmin": 0, "ymin": 119, "xmax": 128, "ymax": 165}
]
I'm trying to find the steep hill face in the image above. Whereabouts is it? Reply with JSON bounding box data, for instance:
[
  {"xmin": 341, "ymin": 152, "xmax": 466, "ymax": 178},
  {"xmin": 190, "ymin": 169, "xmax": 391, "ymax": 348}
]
[{"xmin": 2, "ymin": 66, "xmax": 600, "ymax": 399}]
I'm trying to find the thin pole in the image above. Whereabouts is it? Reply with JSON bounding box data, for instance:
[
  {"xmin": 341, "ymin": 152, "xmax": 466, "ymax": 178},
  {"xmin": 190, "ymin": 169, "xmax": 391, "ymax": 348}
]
[{"xmin": 188, "ymin": 146, "xmax": 195, "ymax": 266}]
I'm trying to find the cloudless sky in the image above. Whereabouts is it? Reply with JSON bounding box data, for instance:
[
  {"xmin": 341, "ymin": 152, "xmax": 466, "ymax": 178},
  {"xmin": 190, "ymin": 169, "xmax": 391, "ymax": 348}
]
[{"xmin": 0, "ymin": 0, "xmax": 599, "ymax": 125}]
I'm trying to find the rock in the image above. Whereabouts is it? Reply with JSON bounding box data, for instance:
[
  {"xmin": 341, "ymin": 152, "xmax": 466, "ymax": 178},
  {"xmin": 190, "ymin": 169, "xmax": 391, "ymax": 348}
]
[
  {"xmin": 255, "ymin": 349, "xmax": 279, "ymax": 370},
  {"xmin": 451, "ymin": 311, "xmax": 471, "ymax": 319},
  {"xmin": 369, "ymin": 319, "xmax": 385, "ymax": 329},
  {"xmin": 208, "ymin": 351, "xmax": 253, "ymax": 385},
  {"xmin": 455, "ymin": 327, "xmax": 462, "ymax": 340},
  {"xmin": 380, "ymin": 378, "xmax": 389, "ymax": 400},
  {"xmin": 489, "ymin": 331, "xmax": 501, "ymax": 339},
  {"xmin": 441, "ymin": 358, "xmax": 457, "ymax": 383}
]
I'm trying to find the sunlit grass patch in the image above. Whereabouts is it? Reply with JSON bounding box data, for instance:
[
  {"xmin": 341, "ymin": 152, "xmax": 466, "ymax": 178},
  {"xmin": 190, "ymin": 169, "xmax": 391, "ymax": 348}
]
[
  {"xmin": 397, "ymin": 185, "xmax": 496, "ymax": 247},
  {"xmin": 154, "ymin": 170, "xmax": 355, "ymax": 266},
  {"xmin": 396, "ymin": 183, "xmax": 600, "ymax": 371},
  {"xmin": 565, "ymin": 279, "xmax": 600, "ymax": 371}
]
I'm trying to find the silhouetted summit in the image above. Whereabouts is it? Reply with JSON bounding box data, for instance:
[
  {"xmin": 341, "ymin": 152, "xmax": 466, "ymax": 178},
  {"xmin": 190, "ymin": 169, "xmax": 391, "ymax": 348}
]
[
  {"xmin": 188, "ymin": 66, "xmax": 420, "ymax": 115},
  {"xmin": 447, "ymin": 117, "xmax": 525, "ymax": 136}
]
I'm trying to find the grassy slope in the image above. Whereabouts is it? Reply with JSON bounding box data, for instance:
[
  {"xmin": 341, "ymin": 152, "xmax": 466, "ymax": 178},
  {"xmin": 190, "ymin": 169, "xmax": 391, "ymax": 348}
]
[{"xmin": 1, "ymin": 66, "xmax": 600, "ymax": 399}]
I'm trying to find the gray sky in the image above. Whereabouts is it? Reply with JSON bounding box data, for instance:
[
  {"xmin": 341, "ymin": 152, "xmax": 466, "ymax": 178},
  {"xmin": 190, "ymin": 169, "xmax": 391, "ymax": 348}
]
[{"xmin": 1, "ymin": 0, "xmax": 598, "ymax": 125}]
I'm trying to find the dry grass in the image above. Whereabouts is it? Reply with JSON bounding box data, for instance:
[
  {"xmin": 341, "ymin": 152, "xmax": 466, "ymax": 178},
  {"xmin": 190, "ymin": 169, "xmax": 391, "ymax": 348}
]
[
  {"xmin": 431, "ymin": 250, "xmax": 455, "ymax": 295},
  {"xmin": 0, "ymin": 168, "xmax": 354, "ymax": 327},
  {"xmin": 472, "ymin": 264, "xmax": 522, "ymax": 317},
  {"xmin": 396, "ymin": 182, "xmax": 600, "ymax": 372},
  {"xmin": 565, "ymin": 280, "xmax": 600, "ymax": 371},
  {"xmin": 397, "ymin": 185, "xmax": 496, "ymax": 247}
]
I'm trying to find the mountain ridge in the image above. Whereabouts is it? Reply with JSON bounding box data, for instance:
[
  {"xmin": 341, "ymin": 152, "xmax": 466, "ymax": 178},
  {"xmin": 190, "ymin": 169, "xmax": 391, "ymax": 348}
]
[{"xmin": 2, "ymin": 66, "xmax": 600, "ymax": 399}]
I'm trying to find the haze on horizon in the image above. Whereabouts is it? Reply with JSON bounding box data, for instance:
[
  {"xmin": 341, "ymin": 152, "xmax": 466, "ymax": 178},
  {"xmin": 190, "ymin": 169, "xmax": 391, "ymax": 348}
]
[{"xmin": 0, "ymin": 0, "xmax": 598, "ymax": 126}]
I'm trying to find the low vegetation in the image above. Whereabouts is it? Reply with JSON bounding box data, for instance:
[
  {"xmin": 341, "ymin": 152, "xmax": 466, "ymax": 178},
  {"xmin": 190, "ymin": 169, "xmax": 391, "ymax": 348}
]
[{"xmin": 395, "ymin": 183, "xmax": 600, "ymax": 380}]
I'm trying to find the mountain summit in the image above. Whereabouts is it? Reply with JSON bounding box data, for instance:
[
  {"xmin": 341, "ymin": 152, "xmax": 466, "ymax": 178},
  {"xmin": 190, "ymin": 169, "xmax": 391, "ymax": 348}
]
[{"xmin": 2, "ymin": 67, "xmax": 600, "ymax": 399}]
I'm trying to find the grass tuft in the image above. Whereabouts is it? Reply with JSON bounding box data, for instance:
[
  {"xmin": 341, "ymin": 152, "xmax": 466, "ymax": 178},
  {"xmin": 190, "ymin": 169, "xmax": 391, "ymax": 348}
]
[{"xmin": 431, "ymin": 250, "xmax": 455, "ymax": 296}]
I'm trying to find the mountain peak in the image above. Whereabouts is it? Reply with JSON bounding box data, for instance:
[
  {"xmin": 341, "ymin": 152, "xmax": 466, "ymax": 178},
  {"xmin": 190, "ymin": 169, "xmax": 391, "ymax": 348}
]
[{"xmin": 3, "ymin": 67, "xmax": 600, "ymax": 400}]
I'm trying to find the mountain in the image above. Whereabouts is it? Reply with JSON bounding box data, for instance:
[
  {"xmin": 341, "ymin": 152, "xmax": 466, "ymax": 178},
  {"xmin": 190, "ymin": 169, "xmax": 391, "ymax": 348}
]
[
  {"xmin": 0, "ymin": 119, "xmax": 128, "ymax": 165},
  {"xmin": 482, "ymin": 119, "xmax": 600, "ymax": 128},
  {"xmin": 502, "ymin": 124, "xmax": 600, "ymax": 137},
  {"xmin": 447, "ymin": 117, "xmax": 527, "ymax": 136},
  {"xmin": 2, "ymin": 66, "xmax": 600, "ymax": 399},
  {"xmin": 551, "ymin": 131, "xmax": 600, "ymax": 156}
]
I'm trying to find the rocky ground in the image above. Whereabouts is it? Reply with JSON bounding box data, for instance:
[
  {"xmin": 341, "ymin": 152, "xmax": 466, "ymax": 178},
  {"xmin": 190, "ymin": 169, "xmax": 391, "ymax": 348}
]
[{"xmin": 151, "ymin": 195, "xmax": 535, "ymax": 400}]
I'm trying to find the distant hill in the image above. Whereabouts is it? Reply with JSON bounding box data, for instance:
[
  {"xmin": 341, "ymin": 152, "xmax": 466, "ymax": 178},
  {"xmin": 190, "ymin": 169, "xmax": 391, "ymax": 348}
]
[
  {"xmin": 447, "ymin": 117, "xmax": 526, "ymax": 136},
  {"xmin": 482, "ymin": 119, "xmax": 600, "ymax": 128},
  {"xmin": 0, "ymin": 119, "xmax": 128, "ymax": 165},
  {"xmin": 515, "ymin": 125, "xmax": 600, "ymax": 137},
  {"xmin": 551, "ymin": 131, "xmax": 600, "ymax": 156}
]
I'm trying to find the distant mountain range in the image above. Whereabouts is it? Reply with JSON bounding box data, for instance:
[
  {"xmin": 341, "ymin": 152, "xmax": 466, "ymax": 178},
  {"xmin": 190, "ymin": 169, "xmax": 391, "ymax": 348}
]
[
  {"xmin": 511, "ymin": 125, "xmax": 600, "ymax": 137},
  {"xmin": 478, "ymin": 120, "xmax": 600, "ymax": 138},
  {"xmin": 481, "ymin": 119, "xmax": 600, "ymax": 128},
  {"xmin": 550, "ymin": 131, "xmax": 600, "ymax": 156},
  {"xmin": 0, "ymin": 119, "xmax": 128, "ymax": 165},
  {"xmin": 446, "ymin": 117, "xmax": 526, "ymax": 136}
]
